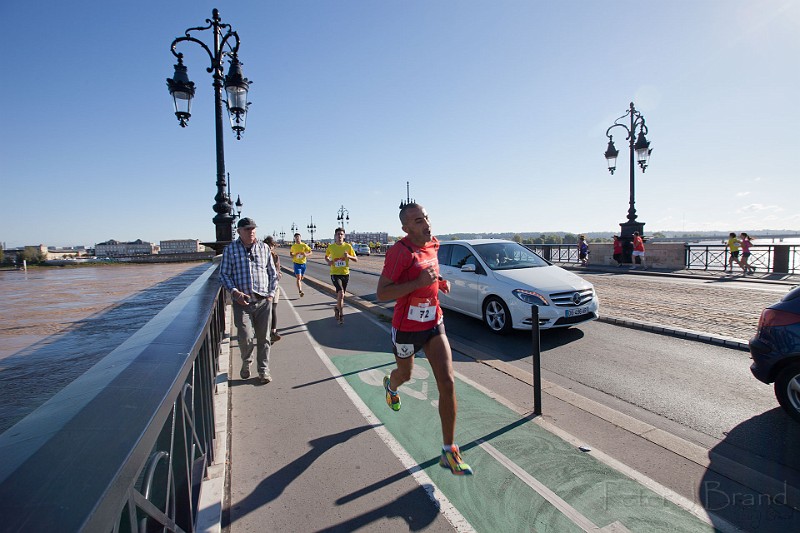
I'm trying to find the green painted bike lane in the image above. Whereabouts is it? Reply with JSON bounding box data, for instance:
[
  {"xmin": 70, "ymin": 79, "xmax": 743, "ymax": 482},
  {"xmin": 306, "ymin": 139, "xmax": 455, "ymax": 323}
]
[{"xmin": 331, "ymin": 351, "xmax": 714, "ymax": 533}]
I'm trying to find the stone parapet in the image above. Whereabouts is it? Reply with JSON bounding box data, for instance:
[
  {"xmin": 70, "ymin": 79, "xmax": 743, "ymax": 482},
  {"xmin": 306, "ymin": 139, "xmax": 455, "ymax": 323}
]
[{"xmin": 589, "ymin": 242, "xmax": 686, "ymax": 269}]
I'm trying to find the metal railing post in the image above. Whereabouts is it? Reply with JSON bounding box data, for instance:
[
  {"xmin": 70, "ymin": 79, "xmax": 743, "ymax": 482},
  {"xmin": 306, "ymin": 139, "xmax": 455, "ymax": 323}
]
[{"xmin": 531, "ymin": 305, "xmax": 542, "ymax": 416}]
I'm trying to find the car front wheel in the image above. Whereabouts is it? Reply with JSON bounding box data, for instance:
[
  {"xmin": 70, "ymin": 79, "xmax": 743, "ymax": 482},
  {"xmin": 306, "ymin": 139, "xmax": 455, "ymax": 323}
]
[
  {"xmin": 484, "ymin": 296, "xmax": 513, "ymax": 335},
  {"xmin": 775, "ymin": 362, "xmax": 800, "ymax": 423}
]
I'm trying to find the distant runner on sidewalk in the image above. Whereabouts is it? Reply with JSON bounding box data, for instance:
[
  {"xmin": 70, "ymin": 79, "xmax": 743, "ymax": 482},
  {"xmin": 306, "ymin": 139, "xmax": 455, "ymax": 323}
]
[
  {"xmin": 376, "ymin": 202, "xmax": 473, "ymax": 476},
  {"xmin": 631, "ymin": 231, "xmax": 647, "ymax": 270},
  {"xmin": 725, "ymin": 232, "xmax": 743, "ymax": 274},
  {"xmin": 578, "ymin": 235, "xmax": 590, "ymax": 266},
  {"xmin": 290, "ymin": 233, "xmax": 313, "ymax": 297},
  {"xmin": 325, "ymin": 227, "xmax": 358, "ymax": 325},
  {"xmin": 740, "ymin": 232, "xmax": 756, "ymax": 275}
]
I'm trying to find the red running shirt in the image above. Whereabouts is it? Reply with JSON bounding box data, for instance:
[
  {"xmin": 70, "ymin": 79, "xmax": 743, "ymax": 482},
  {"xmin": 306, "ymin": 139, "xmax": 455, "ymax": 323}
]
[{"xmin": 381, "ymin": 236, "xmax": 443, "ymax": 332}]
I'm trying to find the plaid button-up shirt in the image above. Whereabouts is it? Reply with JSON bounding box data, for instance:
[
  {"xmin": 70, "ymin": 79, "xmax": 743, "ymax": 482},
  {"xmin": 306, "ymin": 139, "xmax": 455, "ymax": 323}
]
[{"xmin": 220, "ymin": 239, "xmax": 277, "ymax": 298}]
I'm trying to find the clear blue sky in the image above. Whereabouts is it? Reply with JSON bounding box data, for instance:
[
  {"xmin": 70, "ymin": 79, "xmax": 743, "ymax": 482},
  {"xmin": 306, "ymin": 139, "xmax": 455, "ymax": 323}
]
[{"xmin": 2, "ymin": 0, "xmax": 798, "ymax": 248}]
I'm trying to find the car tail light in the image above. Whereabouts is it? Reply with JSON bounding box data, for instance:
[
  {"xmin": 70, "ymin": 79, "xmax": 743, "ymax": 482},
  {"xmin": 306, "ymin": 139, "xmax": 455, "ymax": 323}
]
[{"xmin": 757, "ymin": 308, "xmax": 800, "ymax": 329}]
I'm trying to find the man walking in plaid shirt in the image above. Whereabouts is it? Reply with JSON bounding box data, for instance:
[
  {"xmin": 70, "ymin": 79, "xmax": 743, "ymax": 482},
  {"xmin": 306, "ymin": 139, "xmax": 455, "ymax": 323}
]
[{"xmin": 220, "ymin": 217, "xmax": 278, "ymax": 384}]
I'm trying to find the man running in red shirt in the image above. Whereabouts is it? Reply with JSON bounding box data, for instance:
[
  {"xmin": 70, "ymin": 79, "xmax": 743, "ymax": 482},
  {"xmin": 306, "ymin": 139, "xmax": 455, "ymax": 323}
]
[{"xmin": 376, "ymin": 203, "xmax": 473, "ymax": 476}]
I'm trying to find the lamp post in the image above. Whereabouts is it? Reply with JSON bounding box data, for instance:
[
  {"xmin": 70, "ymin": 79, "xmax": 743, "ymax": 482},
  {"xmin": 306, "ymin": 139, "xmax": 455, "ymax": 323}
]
[
  {"xmin": 279, "ymin": 229, "xmax": 285, "ymax": 244},
  {"xmin": 336, "ymin": 205, "xmax": 350, "ymax": 228},
  {"xmin": 291, "ymin": 222, "xmax": 298, "ymax": 236},
  {"xmin": 604, "ymin": 102, "xmax": 652, "ymax": 263},
  {"xmin": 399, "ymin": 180, "xmax": 415, "ymax": 209},
  {"xmin": 307, "ymin": 217, "xmax": 317, "ymax": 246},
  {"xmin": 167, "ymin": 8, "xmax": 252, "ymax": 254},
  {"xmin": 226, "ymin": 172, "xmax": 243, "ymax": 231},
  {"xmin": 232, "ymin": 194, "xmax": 243, "ymax": 227}
]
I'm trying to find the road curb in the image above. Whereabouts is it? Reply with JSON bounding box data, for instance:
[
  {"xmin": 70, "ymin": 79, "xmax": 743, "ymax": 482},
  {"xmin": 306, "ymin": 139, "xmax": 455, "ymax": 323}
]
[{"xmin": 597, "ymin": 316, "xmax": 749, "ymax": 351}]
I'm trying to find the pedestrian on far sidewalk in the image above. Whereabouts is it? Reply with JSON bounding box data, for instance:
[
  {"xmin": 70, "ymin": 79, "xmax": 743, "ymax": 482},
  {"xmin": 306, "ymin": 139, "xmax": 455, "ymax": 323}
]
[
  {"xmin": 220, "ymin": 218, "xmax": 278, "ymax": 384},
  {"xmin": 612, "ymin": 235, "xmax": 623, "ymax": 266},
  {"xmin": 264, "ymin": 235, "xmax": 283, "ymax": 342},
  {"xmin": 740, "ymin": 232, "xmax": 756, "ymax": 275},
  {"xmin": 578, "ymin": 235, "xmax": 590, "ymax": 266},
  {"xmin": 631, "ymin": 231, "xmax": 647, "ymax": 270},
  {"xmin": 724, "ymin": 232, "xmax": 742, "ymax": 274}
]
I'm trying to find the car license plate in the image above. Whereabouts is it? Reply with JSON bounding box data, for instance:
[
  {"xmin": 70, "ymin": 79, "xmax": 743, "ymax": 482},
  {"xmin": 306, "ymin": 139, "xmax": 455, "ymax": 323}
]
[{"xmin": 565, "ymin": 306, "xmax": 588, "ymax": 318}]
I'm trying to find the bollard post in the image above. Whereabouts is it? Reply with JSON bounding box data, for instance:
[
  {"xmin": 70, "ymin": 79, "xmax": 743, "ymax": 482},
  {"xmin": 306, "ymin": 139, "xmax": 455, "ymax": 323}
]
[
  {"xmin": 773, "ymin": 245, "xmax": 790, "ymax": 274},
  {"xmin": 531, "ymin": 305, "xmax": 542, "ymax": 416}
]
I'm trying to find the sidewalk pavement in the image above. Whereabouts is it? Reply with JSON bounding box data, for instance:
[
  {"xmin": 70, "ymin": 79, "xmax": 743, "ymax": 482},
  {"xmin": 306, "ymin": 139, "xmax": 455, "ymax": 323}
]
[
  {"xmin": 203, "ymin": 260, "xmax": 800, "ymax": 532},
  {"xmin": 556, "ymin": 263, "xmax": 799, "ymax": 351}
]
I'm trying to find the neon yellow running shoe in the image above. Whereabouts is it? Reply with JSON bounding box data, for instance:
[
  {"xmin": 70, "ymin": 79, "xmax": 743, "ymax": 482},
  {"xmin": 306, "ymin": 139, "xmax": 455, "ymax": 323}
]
[
  {"xmin": 384, "ymin": 375, "xmax": 401, "ymax": 411},
  {"xmin": 440, "ymin": 444, "xmax": 473, "ymax": 476}
]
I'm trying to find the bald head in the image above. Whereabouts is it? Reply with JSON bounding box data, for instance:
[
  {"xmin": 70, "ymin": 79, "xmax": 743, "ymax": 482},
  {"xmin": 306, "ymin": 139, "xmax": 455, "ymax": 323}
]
[{"xmin": 399, "ymin": 202, "xmax": 423, "ymax": 225}]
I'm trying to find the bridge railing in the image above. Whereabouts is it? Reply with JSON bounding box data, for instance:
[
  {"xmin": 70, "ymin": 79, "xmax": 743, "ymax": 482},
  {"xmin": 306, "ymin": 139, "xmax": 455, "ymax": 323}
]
[
  {"xmin": 525, "ymin": 244, "xmax": 579, "ymax": 264},
  {"xmin": 525, "ymin": 243, "xmax": 798, "ymax": 274},
  {"xmin": 684, "ymin": 244, "xmax": 798, "ymax": 274},
  {"xmin": 0, "ymin": 263, "xmax": 225, "ymax": 532}
]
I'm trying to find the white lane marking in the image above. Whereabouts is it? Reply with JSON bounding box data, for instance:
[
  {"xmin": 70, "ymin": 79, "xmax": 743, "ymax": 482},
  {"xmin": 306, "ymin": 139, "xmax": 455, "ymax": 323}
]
[
  {"xmin": 479, "ymin": 440, "xmax": 630, "ymax": 533},
  {"xmin": 286, "ymin": 299, "xmax": 475, "ymax": 533}
]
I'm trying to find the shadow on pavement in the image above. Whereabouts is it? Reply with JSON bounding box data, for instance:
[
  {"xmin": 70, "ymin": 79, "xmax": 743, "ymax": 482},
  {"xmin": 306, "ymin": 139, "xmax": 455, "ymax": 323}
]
[
  {"xmin": 302, "ymin": 303, "xmax": 392, "ymax": 353},
  {"xmin": 319, "ymin": 486, "xmax": 441, "ymax": 532},
  {"xmin": 224, "ymin": 425, "xmax": 417, "ymax": 528},
  {"xmin": 700, "ymin": 410, "xmax": 800, "ymax": 531}
]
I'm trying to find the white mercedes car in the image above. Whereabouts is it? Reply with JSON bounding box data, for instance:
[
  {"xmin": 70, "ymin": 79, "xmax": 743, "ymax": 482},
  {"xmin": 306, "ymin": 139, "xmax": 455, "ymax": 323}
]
[{"xmin": 437, "ymin": 239, "xmax": 599, "ymax": 334}]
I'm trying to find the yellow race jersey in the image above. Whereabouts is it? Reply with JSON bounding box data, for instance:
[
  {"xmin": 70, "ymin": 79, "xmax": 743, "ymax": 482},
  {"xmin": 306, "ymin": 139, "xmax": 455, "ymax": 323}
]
[
  {"xmin": 326, "ymin": 243, "xmax": 355, "ymax": 275},
  {"xmin": 290, "ymin": 242, "xmax": 312, "ymax": 264}
]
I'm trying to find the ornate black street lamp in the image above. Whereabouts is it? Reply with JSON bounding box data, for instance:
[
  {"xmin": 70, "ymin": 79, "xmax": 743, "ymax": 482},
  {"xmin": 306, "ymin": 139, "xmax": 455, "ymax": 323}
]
[
  {"xmin": 291, "ymin": 222, "xmax": 298, "ymax": 235},
  {"xmin": 232, "ymin": 194, "xmax": 243, "ymax": 226},
  {"xmin": 336, "ymin": 205, "xmax": 350, "ymax": 227},
  {"xmin": 604, "ymin": 102, "xmax": 652, "ymax": 263},
  {"xmin": 226, "ymin": 172, "xmax": 243, "ymax": 231},
  {"xmin": 307, "ymin": 217, "xmax": 317, "ymax": 246},
  {"xmin": 279, "ymin": 229, "xmax": 285, "ymax": 244},
  {"xmin": 167, "ymin": 9, "xmax": 252, "ymax": 253},
  {"xmin": 399, "ymin": 180, "xmax": 415, "ymax": 209}
]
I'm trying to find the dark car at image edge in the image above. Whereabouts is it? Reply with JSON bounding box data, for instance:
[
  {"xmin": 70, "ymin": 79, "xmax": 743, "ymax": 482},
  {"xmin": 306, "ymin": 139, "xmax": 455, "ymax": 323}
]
[{"xmin": 749, "ymin": 285, "xmax": 800, "ymax": 422}]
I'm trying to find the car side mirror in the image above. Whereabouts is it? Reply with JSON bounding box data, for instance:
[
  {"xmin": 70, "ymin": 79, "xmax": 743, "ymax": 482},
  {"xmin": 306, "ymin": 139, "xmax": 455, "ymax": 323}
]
[{"xmin": 461, "ymin": 264, "xmax": 476, "ymax": 273}]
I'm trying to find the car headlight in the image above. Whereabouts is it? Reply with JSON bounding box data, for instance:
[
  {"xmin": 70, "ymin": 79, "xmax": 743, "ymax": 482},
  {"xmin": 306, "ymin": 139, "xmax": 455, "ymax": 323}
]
[{"xmin": 512, "ymin": 289, "xmax": 549, "ymax": 306}]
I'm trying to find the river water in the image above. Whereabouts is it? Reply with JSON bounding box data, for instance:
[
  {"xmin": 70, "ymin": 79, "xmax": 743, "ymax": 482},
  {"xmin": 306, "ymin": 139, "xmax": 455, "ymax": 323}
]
[{"xmin": 0, "ymin": 262, "xmax": 213, "ymax": 434}]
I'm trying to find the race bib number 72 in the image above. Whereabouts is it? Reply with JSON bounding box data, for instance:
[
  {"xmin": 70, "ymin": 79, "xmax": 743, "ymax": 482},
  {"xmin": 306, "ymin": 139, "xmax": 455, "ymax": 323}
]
[{"xmin": 407, "ymin": 297, "xmax": 435, "ymax": 322}]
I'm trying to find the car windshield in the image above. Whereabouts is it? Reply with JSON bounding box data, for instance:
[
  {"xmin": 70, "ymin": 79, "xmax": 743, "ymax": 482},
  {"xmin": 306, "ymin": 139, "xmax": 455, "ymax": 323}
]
[{"xmin": 473, "ymin": 242, "xmax": 549, "ymax": 271}]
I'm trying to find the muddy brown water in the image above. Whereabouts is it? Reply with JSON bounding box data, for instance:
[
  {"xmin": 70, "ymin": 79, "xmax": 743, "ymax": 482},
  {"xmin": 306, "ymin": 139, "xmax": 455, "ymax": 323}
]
[{"xmin": 0, "ymin": 262, "xmax": 212, "ymax": 433}]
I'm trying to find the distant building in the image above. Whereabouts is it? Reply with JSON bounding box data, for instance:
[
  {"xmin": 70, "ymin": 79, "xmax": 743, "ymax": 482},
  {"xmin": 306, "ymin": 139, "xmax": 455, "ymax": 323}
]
[
  {"xmin": 46, "ymin": 247, "xmax": 88, "ymax": 259},
  {"xmin": 95, "ymin": 239, "xmax": 157, "ymax": 257},
  {"xmin": 159, "ymin": 239, "xmax": 203, "ymax": 254},
  {"xmin": 348, "ymin": 231, "xmax": 389, "ymax": 244}
]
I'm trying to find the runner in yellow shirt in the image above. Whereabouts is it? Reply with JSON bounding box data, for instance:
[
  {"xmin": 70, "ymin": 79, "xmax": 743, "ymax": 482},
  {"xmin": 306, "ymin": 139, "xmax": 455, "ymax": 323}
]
[
  {"xmin": 325, "ymin": 227, "xmax": 358, "ymax": 324},
  {"xmin": 725, "ymin": 232, "xmax": 742, "ymax": 274},
  {"xmin": 290, "ymin": 233, "xmax": 313, "ymax": 297}
]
